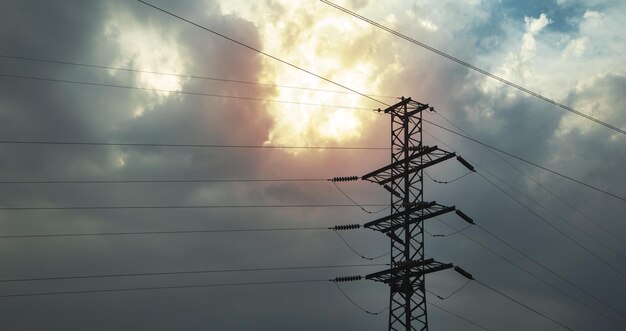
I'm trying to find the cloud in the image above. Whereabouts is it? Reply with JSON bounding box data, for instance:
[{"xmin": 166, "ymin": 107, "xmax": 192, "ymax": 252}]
[{"xmin": 0, "ymin": 0, "xmax": 625, "ymax": 330}]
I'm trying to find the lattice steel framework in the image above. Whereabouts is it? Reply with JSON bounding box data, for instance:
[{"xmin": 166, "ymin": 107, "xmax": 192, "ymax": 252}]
[{"xmin": 362, "ymin": 97, "xmax": 457, "ymax": 331}]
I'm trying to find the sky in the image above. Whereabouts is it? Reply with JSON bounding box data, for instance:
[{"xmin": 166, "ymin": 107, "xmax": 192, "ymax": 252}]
[{"xmin": 0, "ymin": 0, "xmax": 625, "ymax": 330}]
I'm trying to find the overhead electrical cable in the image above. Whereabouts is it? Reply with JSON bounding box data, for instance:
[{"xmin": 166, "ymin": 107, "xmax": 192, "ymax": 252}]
[
  {"xmin": 427, "ymin": 300, "xmax": 491, "ymax": 331},
  {"xmin": 0, "ymin": 227, "xmax": 330, "ymax": 239},
  {"xmin": 434, "ymin": 110, "xmax": 626, "ymax": 245},
  {"xmin": 0, "ymin": 263, "xmax": 384, "ymax": 284},
  {"xmin": 427, "ymin": 220, "xmax": 473, "ymax": 238},
  {"xmin": 476, "ymin": 171, "xmax": 626, "ymax": 277},
  {"xmin": 0, "ymin": 140, "xmax": 388, "ymax": 150},
  {"xmin": 473, "ymin": 280, "xmax": 573, "ymax": 330},
  {"xmin": 427, "ymin": 135, "xmax": 626, "ymax": 324},
  {"xmin": 430, "ymin": 116, "xmax": 626, "ymax": 259},
  {"xmin": 0, "ymin": 203, "xmax": 387, "ymax": 211},
  {"xmin": 320, "ymin": 0, "xmax": 626, "ymax": 136},
  {"xmin": 136, "ymin": 0, "xmax": 390, "ymax": 107},
  {"xmin": 0, "ymin": 53, "xmax": 396, "ymax": 99},
  {"xmin": 0, "ymin": 278, "xmax": 330, "ymax": 299},
  {"xmin": 0, "ymin": 73, "xmax": 373, "ymax": 111},
  {"xmin": 333, "ymin": 282, "xmax": 387, "ymax": 316},
  {"xmin": 475, "ymin": 163, "xmax": 626, "ymax": 260},
  {"xmin": 0, "ymin": 178, "xmax": 329, "ymax": 185},
  {"xmin": 331, "ymin": 181, "xmax": 389, "ymax": 214},
  {"xmin": 423, "ymin": 119, "xmax": 626, "ymax": 203},
  {"xmin": 425, "ymin": 130, "xmax": 625, "ymax": 277},
  {"xmin": 332, "ymin": 230, "xmax": 390, "ymax": 261},
  {"xmin": 435, "ymin": 207, "xmax": 626, "ymax": 327},
  {"xmin": 424, "ymin": 170, "xmax": 473, "ymax": 184},
  {"xmin": 427, "ymin": 278, "xmax": 472, "ymax": 300}
]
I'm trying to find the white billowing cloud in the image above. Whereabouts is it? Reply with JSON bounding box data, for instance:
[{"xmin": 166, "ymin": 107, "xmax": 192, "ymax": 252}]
[
  {"xmin": 419, "ymin": 18, "xmax": 439, "ymax": 31},
  {"xmin": 562, "ymin": 37, "xmax": 587, "ymax": 59},
  {"xmin": 477, "ymin": 1, "xmax": 625, "ymax": 134},
  {"xmin": 104, "ymin": 6, "xmax": 189, "ymax": 113},
  {"xmin": 525, "ymin": 13, "xmax": 551, "ymax": 34},
  {"xmin": 490, "ymin": 13, "xmax": 551, "ymax": 89}
]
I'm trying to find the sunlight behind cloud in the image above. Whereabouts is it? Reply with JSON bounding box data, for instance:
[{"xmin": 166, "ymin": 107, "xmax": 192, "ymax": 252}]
[{"xmin": 219, "ymin": 0, "xmax": 391, "ymax": 149}]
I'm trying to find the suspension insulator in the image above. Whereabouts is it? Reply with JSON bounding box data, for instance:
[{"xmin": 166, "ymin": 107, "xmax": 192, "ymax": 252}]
[
  {"xmin": 333, "ymin": 275, "xmax": 363, "ymax": 282},
  {"xmin": 454, "ymin": 266, "xmax": 474, "ymax": 280},
  {"xmin": 456, "ymin": 156, "xmax": 475, "ymax": 172},
  {"xmin": 332, "ymin": 224, "xmax": 361, "ymax": 230},
  {"xmin": 455, "ymin": 209, "xmax": 475, "ymax": 225},
  {"xmin": 330, "ymin": 176, "xmax": 359, "ymax": 182}
]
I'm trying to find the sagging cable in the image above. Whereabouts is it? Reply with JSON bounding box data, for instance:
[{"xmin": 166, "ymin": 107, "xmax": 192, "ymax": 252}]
[
  {"xmin": 332, "ymin": 281, "xmax": 388, "ymax": 316},
  {"xmin": 424, "ymin": 170, "xmax": 473, "ymax": 184},
  {"xmin": 333, "ymin": 230, "xmax": 390, "ymax": 261},
  {"xmin": 331, "ymin": 181, "xmax": 388, "ymax": 214},
  {"xmin": 428, "ymin": 278, "xmax": 472, "ymax": 300},
  {"xmin": 427, "ymin": 223, "xmax": 473, "ymax": 238}
]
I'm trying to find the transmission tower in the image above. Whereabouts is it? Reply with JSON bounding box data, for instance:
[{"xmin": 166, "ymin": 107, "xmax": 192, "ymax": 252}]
[{"xmin": 361, "ymin": 97, "xmax": 474, "ymax": 331}]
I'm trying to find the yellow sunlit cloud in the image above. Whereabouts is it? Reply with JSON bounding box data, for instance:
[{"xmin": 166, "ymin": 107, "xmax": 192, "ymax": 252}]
[{"xmin": 219, "ymin": 1, "xmax": 390, "ymax": 149}]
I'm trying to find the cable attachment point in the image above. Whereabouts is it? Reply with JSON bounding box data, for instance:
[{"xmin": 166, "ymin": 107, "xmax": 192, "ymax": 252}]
[
  {"xmin": 331, "ymin": 224, "xmax": 361, "ymax": 230},
  {"xmin": 402, "ymin": 201, "xmax": 431, "ymax": 208},
  {"xmin": 391, "ymin": 260, "xmax": 420, "ymax": 268},
  {"xmin": 330, "ymin": 176, "xmax": 359, "ymax": 182},
  {"xmin": 333, "ymin": 275, "xmax": 363, "ymax": 283},
  {"xmin": 405, "ymin": 145, "xmax": 427, "ymax": 151}
]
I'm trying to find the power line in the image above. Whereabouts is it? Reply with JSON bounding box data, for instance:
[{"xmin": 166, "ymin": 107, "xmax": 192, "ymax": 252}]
[
  {"xmin": 423, "ymin": 118, "xmax": 626, "ymax": 203},
  {"xmin": 333, "ymin": 282, "xmax": 387, "ymax": 316},
  {"xmin": 136, "ymin": 0, "xmax": 389, "ymax": 108},
  {"xmin": 433, "ymin": 110, "xmax": 626, "ymax": 246},
  {"xmin": 0, "ymin": 278, "xmax": 330, "ymax": 299},
  {"xmin": 427, "ymin": 300, "xmax": 491, "ymax": 331},
  {"xmin": 320, "ymin": 0, "xmax": 626, "ymax": 136},
  {"xmin": 476, "ymin": 164, "xmax": 626, "ymax": 261},
  {"xmin": 0, "ymin": 73, "xmax": 373, "ymax": 111},
  {"xmin": 332, "ymin": 230, "xmax": 390, "ymax": 261},
  {"xmin": 426, "ymin": 130, "xmax": 626, "ymax": 278},
  {"xmin": 332, "ymin": 181, "xmax": 389, "ymax": 214},
  {"xmin": 424, "ymin": 130, "xmax": 626, "ymax": 278},
  {"xmin": 0, "ymin": 226, "xmax": 330, "ymax": 239},
  {"xmin": 424, "ymin": 170, "xmax": 473, "ymax": 184},
  {"xmin": 476, "ymin": 171, "xmax": 626, "ymax": 278},
  {"xmin": 424, "ymin": 131, "xmax": 626, "ymax": 325},
  {"xmin": 0, "ymin": 263, "xmax": 384, "ymax": 284},
  {"xmin": 475, "ymin": 222, "xmax": 626, "ymax": 321},
  {"xmin": 427, "ymin": 279, "xmax": 472, "ymax": 300},
  {"xmin": 427, "ymin": 221, "xmax": 473, "ymax": 238},
  {"xmin": 0, "ymin": 203, "xmax": 387, "ymax": 211},
  {"xmin": 7, "ymin": 124, "xmax": 621, "ymax": 210},
  {"xmin": 0, "ymin": 178, "xmax": 329, "ymax": 184},
  {"xmin": 0, "ymin": 53, "xmax": 396, "ymax": 99},
  {"xmin": 474, "ymin": 280, "xmax": 573, "ymax": 330},
  {"xmin": 0, "ymin": 140, "xmax": 388, "ymax": 150},
  {"xmin": 436, "ymin": 217, "xmax": 626, "ymax": 327}
]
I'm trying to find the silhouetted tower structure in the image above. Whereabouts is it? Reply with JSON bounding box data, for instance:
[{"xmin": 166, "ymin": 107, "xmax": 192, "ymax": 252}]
[{"xmin": 362, "ymin": 97, "xmax": 471, "ymax": 331}]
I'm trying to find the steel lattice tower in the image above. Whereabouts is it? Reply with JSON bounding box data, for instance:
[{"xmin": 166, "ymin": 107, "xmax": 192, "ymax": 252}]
[{"xmin": 362, "ymin": 97, "xmax": 463, "ymax": 331}]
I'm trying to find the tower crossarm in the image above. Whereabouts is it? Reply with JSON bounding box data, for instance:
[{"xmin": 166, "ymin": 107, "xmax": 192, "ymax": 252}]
[
  {"xmin": 361, "ymin": 147, "xmax": 456, "ymax": 186},
  {"xmin": 364, "ymin": 203, "xmax": 455, "ymax": 233},
  {"xmin": 375, "ymin": 97, "xmax": 433, "ymax": 120},
  {"xmin": 363, "ymin": 201, "xmax": 437, "ymax": 232},
  {"xmin": 365, "ymin": 259, "xmax": 453, "ymax": 285}
]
